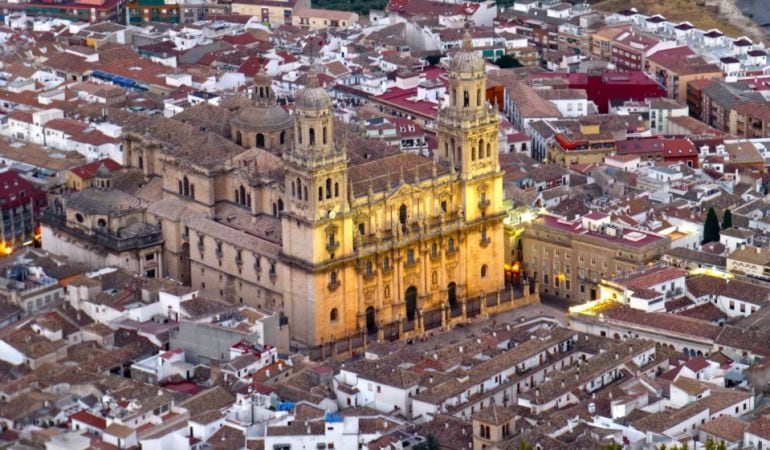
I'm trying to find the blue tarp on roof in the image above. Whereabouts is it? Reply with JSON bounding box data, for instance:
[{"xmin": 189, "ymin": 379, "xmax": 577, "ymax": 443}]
[{"xmin": 90, "ymin": 70, "xmax": 148, "ymax": 91}]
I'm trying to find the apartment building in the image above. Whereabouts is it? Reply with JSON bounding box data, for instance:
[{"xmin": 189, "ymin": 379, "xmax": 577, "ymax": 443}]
[{"xmin": 521, "ymin": 212, "xmax": 670, "ymax": 302}]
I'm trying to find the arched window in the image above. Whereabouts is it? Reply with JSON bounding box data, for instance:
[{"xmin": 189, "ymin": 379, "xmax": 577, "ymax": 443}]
[
  {"xmin": 444, "ymin": 142, "xmax": 449, "ymax": 158},
  {"xmin": 138, "ymin": 155, "xmax": 143, "ymax": 169},
  {"xmin": 477, "ymin": 88, "xmax": 481, "ymax": 106},
  {"xmin": 297, "ymin": 125, "xmax": 302, "ymax": 144},
  {"xmin": 383, "ymin": 256, "xmax": 390, "ymax": 271},
  {"xmin": 291, "ymin": 181, "xmax": 296, "ymax": 197},
  {"xmin": 256, "ymin": 133, "xmax": 265, "ymax": 147},
  {"xmin": 478, "ymin": 139, "xmax": 484, "ymax": 159},
  {"xmin": 330, "ymin": 308, "xmax": 338, "ymax": 322},
  {"xmin": 463, "ymin": 90, "xmax": 469, "ymax": 108},
  {"xmin": 277, "ymin": 199, "xmax": 284, "ymax": 211},
  {"xmin": 280, "ymin": 131, "xmax": 286, "ymax": 145},
  {"xmin": 182, "ymin": 176, "xmax": 190, "ymax": 197},
  {"xmin": 309, "ymin": 128, "xmax": 316, "ymax": 145},
  {"xmin": 431, "ymin": 242, "xmax": 438, "ymax": 257},
  {"xmin": 326, "ymin": 178, "xmax": 332, "ymax": 199},
  {"xmin": 365, "ymin": 261, "xmax": 373, "ymax": 276},
  {"xmin": 358, "ymin": 223, "xmax": 365, "ymax": 236},
  {"xmin": 406, "ymin": 249, "xmax": 415, "ymax": 264},
  {"xmin": 178, "ymin": 180, "xmax": 183, "ymax": 195},
  {"xmin": 334, "ymin": 182, "xmax": 339, "ymax": 198},
  {"xmin": 399, "ymin": 204, "xmax": 407, "ymax": 225},
  {"xmin": 448, "ymin": 238, "xmax": 455, "ymax": 252},
  {"xmin": 272, "ymin": 203, "xmax": 277, "ymax": 216},
  {"xmin": 452, "ymin": 89, "xmax": 456, "ymax": 106},
  {"xmin": 487, "ymin": 142, "xmax": 491, "ymax": 157},
  {"xmin": 329, "ymin": 271, "xmax": 338, "ymax": 285},
  {"xmin": 471, "ymin": 147, "xmax": 476, "ymax": 161},
  {"xmin": 239, "ymin": 186, "xmax": 246, "ymax": 205},
  {"xmin": 296, "ymin": 178, "xmax": 302, "ymax": 197},
  {"xmin": 303, "ymin": 186, "xmax": 308, "ymax": 200},
  {"xmin": 323, "ymin": 127, "xmax": 327, "ymax": 145},
  {"xmin": 481, "ymin": 264, "xmax": 488, "ymax": 277},
  {"xmin": 235, "ymin": 130, "xmax": 242, "ymax": 145},
  {"xmin": 190, "ymin": 184, "xmax": 195, "ymax": 200},
  {"xmin": 318, "ymin": 186, "xmax": 323, "ymax": 201}
]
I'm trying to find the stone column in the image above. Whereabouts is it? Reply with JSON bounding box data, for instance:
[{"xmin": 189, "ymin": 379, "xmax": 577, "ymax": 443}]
[
  {"xmin": 441, "ymin": 303, "xmax": 447, "ymax": 328},
  {"xmin": 377, "ymin": 318, "xmax": 384, "ymax": 341},
  {"xmin": 461, "ymin": 298, "xmax": 467, "ymax": 321},
  {"xmin": 417, "ymin": 309, "xmax": 424, "ymax": 335}
]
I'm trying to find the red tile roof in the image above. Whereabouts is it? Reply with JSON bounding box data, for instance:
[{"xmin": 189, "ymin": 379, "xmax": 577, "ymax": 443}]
[
  {"xmin": 222, "ymin": 33, "xmax": 257, "ymax": 46},
  {"xmin": 69, "ymin": 158, "xmax": 122, "ymax": 181},
  {"xmin": 70, "ymin": 410, "xmax": 107, "ymax": 430}
]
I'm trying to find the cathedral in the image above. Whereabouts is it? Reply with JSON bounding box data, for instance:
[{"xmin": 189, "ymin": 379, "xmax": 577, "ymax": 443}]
[{"xmin": 43, "ymin": 31, "xmax": 517, "ymax": 348}]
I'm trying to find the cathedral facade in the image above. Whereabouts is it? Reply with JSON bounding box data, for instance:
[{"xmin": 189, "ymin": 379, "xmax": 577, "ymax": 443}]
[{"xmin": 117, "ymin": 33, "xmax": 513, "ymax": 347}]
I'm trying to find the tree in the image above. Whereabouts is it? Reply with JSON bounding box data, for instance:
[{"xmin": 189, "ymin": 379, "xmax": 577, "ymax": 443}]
[
  {"xmin": 705, "ymin": 438, "xmax": 728, "ymax": 450},
  {"xmin": 494, "ymin": 54, "xmax": 523, "ymax": 69},
  {"xmin": 414, "ymin": 434, "xmax": 440, "ymax": 450},
  {"xmin": 722, "ymin": 208, "xmax": 733, "ymax": 229},
  {"xmin": 703, "ymin": 207, "xmax": 721, "ymax": 244},
  {"xmin": 599, "ymin": 442, "xmax": 623, "ymax": 450},
  {"xmin": 517, "ymin": 442, "xmax": 534, "ymax": 450},
  {"xmin": 424, "ymin": 54, "xmax": 443, "ymax": 66}
]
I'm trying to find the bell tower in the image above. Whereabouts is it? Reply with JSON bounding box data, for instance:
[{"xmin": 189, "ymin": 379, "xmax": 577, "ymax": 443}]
[
  {"xmin": 283, "ymin": 64, "xmax": 348, "ymax": 226},
  {"xmin": 437, "ymin": 26, "xmax": 500, "ymax": 181},
  {"xmin": 281, "ymin": 63, "xmax": 352, "ymax": 346},
  {"xmin": 437, "ymin": 25, "xmax": 501, "ymax": 224},
  {"xmin": 253, "ymin": 66, "xmax": 276, "ymax": 106}
]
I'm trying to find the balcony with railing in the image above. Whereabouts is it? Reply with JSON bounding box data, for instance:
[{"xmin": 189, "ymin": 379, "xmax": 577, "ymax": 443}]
[{"xmin": 41, "ymin": 210, "xmax": 163, "ymax": 252}]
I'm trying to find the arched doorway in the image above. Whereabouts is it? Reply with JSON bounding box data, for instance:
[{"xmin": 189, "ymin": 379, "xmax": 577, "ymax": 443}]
[
  {"xmin": 366, "ymin": 307, "xmax": 376, "ymax": 334},
  {"xmin": 405, "ymin": 286, "xmax": 417, "ymax": 321},
  {"xmin": 399, "ymin": 204, "xmax": 407, "ymax": 225},
  {"xmin": 256, "ymin": 133, "xmax": 265, "ymax": 147},
  {"xmin": 447, "ymin": 282, "xmax": 457, "ymax": 308},
  {"xmin": 235, "ymin": 130, "xmax": 242, "ymax": 146}
]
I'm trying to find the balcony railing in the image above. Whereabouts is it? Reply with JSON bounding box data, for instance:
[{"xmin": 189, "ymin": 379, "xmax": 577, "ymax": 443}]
[{"xmin": 41, "ymin": 210, "xmax": 162, "ymax": 252}]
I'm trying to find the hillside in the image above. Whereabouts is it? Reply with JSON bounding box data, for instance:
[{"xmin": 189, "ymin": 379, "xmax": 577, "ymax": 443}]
[{"xmin": 593, "ymin": 0, "xmax": 766, "ymax": 41}]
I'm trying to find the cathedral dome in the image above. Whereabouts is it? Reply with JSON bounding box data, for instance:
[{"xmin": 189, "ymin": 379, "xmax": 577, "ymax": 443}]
[
  {"xmin": 67, "ymin": 188, "xmax": 144, "ymax": 216},
  {"xmin": 295, "ymin": 64, "xmax": 331, "ymax": 111},
  {"xmin": 232, "ymin": 104, "xmax": 293, "ymax": 132},
  {"xmin": 449, "ymin": 29, "xmax": 485, "ymax": 75}
]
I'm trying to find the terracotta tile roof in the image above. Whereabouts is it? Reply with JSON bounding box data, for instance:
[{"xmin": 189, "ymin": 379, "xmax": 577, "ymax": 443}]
[
  {"xmin": 747, "ymin": 416, "xmax": 770, "ymax": 440},
  {"xmin": 672, "ymin": 377, "xmax": 708, "ymax": 395},
  {"xmin": 686, "ymin": 275, "xmax": 770, "ymax": 305},
  {"xmin": 69, "ymin": 158, "xmax": 122, "ymax": 181},
  {"xmin": 70, "ymin": 410, "xmax": 107, "ymax": 430},
  {"xmin": 348, "ymin": 153, "xmax": 451, "ymax": 197},
  {"xmin": 698, "ymin": 415, "xmax": 748, "ymax": 443}
]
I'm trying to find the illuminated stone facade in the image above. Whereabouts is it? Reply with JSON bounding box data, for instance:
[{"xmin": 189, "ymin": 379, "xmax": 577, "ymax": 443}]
[{"xmin": 119, "ymin": 32, "xmax": 519, "ymax": 347}]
